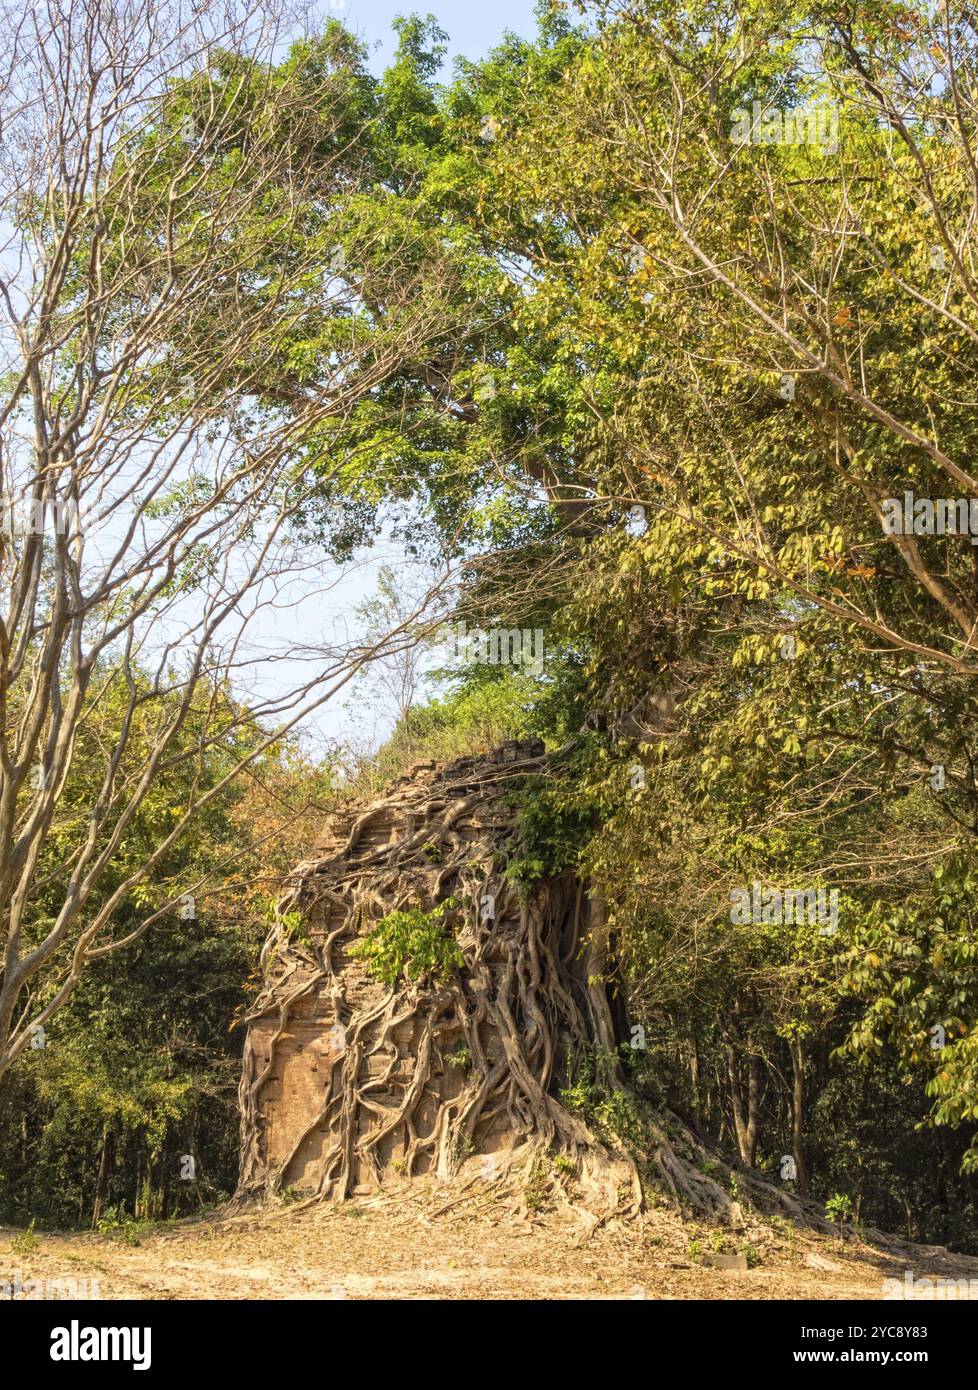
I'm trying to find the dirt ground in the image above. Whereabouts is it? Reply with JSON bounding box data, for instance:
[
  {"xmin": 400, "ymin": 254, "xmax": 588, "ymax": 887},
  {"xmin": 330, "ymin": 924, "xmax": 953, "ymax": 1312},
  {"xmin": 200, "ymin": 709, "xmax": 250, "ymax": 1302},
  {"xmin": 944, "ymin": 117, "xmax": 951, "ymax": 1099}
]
[{"xmin": 4, "ymin": 1183, "xmax": 976, "ymax": 1300}]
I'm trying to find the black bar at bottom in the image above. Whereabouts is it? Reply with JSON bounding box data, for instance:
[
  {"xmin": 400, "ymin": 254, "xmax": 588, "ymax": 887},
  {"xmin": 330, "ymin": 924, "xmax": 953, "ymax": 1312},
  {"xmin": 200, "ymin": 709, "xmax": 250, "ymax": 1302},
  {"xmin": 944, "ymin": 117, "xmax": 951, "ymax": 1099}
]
[{"xmin": 2, "ymin": 1296, "xmax": 966, "ymax": 1375}]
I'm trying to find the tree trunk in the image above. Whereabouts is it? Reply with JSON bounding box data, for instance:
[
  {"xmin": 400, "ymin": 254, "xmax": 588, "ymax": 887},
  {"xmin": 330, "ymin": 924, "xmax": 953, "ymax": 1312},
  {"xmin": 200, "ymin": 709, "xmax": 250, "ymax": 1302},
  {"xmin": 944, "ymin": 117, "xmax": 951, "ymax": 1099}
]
[
  {"xmin": 726, "ymin": 1044, "xmax": 748, "ymax": 1163},
  {"xmin": 745, "ymin": 1053, "xmax": 760, "ymax": 1168},
  {"xmin": 91, "ymin": 1125, "xmax": 111, "ymax": 1230},
  {"xmin": 725, "ymin": 1043, "xmax": 760, "ymax": 1168},
  {"xmin": 790, "ymin": 1041, "xmax": 810, "ymax": 1195},
  {"xmin": 585, "ymin": 890, "xmax": 626, "ymax": 1089}
]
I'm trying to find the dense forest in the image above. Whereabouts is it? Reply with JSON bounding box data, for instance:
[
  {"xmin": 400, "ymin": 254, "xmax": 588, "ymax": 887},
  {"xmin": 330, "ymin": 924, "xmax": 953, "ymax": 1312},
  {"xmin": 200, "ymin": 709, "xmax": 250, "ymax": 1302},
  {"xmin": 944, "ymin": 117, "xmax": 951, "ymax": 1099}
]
[{"xmin": 3, "ymin": 0, "xmax": 978, "ymax": 1269}]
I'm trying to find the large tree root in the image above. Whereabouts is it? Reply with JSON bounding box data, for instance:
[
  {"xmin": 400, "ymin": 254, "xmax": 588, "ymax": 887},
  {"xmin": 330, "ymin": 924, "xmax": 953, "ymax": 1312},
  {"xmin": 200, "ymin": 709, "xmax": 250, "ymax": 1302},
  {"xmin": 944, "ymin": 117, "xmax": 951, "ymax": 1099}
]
[
  {"xmin": 235, "ymin": 744, "xmax": 644, "ymax": 1218},
  {"xmin": 233, "ymin": 744, "xmax": 836, "ymax": 1233}
]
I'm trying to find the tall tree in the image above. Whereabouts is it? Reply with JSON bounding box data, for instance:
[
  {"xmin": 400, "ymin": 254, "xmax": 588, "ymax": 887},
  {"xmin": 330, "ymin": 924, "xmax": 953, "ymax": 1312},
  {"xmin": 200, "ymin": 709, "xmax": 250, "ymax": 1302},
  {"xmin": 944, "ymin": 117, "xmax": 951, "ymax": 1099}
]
[{"xmin": 0, "ymin": 0, "xmax": 457, "ymax": 1080}]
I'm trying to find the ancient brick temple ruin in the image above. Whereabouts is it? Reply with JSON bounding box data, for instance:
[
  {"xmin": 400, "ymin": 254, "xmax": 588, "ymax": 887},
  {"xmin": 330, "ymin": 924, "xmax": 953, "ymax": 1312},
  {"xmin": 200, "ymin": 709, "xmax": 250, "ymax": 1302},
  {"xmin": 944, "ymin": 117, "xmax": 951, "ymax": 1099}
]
[
  {"xmin": 235, "ymin": 739, "xmax": 634, "ymax": 1202},
  {"xmin": 234, "ymin": 741, "xmax": 811, "ymax": 1225}
]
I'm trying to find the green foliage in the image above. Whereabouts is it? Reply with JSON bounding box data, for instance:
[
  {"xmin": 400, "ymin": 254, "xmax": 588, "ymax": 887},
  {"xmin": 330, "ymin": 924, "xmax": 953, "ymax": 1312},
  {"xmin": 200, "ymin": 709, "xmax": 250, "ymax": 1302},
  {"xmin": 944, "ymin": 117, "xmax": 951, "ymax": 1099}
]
[
  {"xmin": 825, "ymin": 1193, "xmax": 854, "ymax": 1225},
  {"xmin": 840, "ymin": 853, "xmax": 978, "ymax": 1168},
  {"xmin": 0, "ymin": 906, "xmax": 255, "ymax": 1229},
  {"xmin": 0, "ymin": 669, "xmax": 291, "ymax": 1229},
  {"xmin": 351, "ymin": 900, "xmax": 462, "ymax": 988},
  {"xmin": 8, "ymin": 0, "xmax": 978, "ymax": 1257},
  {"xmin": 504, "ymin": 744, "xmax": 604, "ymax": 890},
  {"xmin": 11, "ymin": 1219, "xmax": 39, "ymax": 1255},
  {"xmin": 95, "ymin": 1209, "xmax": 161, "ymax": 1247},
  {"xmin": 558, "ymin": 1046, "xmax": 645, "ymax": 1145}
]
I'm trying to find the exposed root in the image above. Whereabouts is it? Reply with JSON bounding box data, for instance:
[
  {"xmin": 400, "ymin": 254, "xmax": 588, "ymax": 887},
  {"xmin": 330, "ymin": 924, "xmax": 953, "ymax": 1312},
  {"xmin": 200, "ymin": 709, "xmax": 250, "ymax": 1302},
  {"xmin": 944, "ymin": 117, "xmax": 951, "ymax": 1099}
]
[
  {"xmin": 234, "ymin": 743, "xmax": 840, "ymax": 1236},
  {"xmin": 235, "ymin": 743, "xmax": 639, "ymax": 1219}
]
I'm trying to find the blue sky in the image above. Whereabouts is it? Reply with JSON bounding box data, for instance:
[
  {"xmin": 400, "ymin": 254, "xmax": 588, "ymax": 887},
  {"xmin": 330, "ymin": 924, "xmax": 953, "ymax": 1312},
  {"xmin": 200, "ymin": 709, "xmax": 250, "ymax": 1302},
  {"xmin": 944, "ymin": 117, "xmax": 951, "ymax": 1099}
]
[
  {"xmin": 326, "ymin": 0, "xmax": 543, "ymax": 74},
  {"xmin": 263, "ymin": 1, "xmax": 548, "ymax": 758}
]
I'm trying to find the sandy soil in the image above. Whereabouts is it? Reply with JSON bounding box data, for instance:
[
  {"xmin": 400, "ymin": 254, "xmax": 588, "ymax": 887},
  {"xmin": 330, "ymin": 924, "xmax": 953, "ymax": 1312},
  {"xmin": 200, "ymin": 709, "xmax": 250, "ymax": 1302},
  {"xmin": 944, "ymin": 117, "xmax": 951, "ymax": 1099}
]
[{"xmin": 4, "ymin": 1184, "xmax": 973, "ymax": 1300}]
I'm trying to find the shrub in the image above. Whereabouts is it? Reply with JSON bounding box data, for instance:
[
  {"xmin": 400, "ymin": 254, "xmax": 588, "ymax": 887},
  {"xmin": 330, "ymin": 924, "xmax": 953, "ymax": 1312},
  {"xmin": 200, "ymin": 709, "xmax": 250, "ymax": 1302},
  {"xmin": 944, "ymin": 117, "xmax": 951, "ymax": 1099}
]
[{"xmin": 351, "ymin": 900, "xmax": 462, "ymax": 987}]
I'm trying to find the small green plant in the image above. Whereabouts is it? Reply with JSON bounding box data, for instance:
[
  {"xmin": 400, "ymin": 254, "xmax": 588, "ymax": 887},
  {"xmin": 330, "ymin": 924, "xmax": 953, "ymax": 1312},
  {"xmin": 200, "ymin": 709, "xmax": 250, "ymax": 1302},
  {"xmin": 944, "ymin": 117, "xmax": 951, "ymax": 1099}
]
[
  {"xmin": 448, "ymin": 1042, "xmax": 471, "ymax": 1071},
  {"xmin": 769, "ymin": 1214, "xmax": 796, "ymax": 1256},
  {"xmin": 451, "ymin": 1132, "xmax": 476, "ymax": 1163},
  {"xmin": 11, "ymin": 1219, "xmax": 39, "ymax": 1256},
  {"xmin": 95, "ymin": 1208, "xmax": 157, "ymax": 1247},
  {"xmin": 595, "ymin": 1091, "xmax": 642, "ymax": 1141},
  {"xmin": 709, "ymin": 1228, "xmax": 726, "ymax": 1252},
  {"xmin": 687, "ymin": 1237, "xmax": 703, "ymax": 1259},
  {"xmin": 134, "ymin": 1178, "xmax": 164, "ymax": 1223},
  {"xmin": 260, "ymin": 899, "xmax": 309, "ymax": 948},
  {"xmin": 558, "ymin": 1045, "xmax": 644, "ymax": 1144},
  {"xmin": 351, "ymin": 899, "xmax": 462, "ymax": 987},
  {"xmin": 524, "ymin": 1160, "xmax": 550, "ymax": 1212},
  {"xmin": 553, "ymin": 1154, "xmax": 576, "ymax": 1177},
  {"xmin": 825, "ymin": 1192, "xmax": 854, "ymax": 1225},
  {"xmin": 741, "ymin": 1242, "xmax": 762, "ymax": 1268}
]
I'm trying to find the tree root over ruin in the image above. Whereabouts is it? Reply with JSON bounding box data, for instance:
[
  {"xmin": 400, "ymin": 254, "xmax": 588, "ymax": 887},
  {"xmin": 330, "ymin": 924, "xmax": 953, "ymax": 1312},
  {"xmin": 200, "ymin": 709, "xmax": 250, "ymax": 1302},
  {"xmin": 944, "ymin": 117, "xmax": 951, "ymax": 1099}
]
[{"xmin": 233, "ymin": 744, "xmax": 835, "ymax": 1233}]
